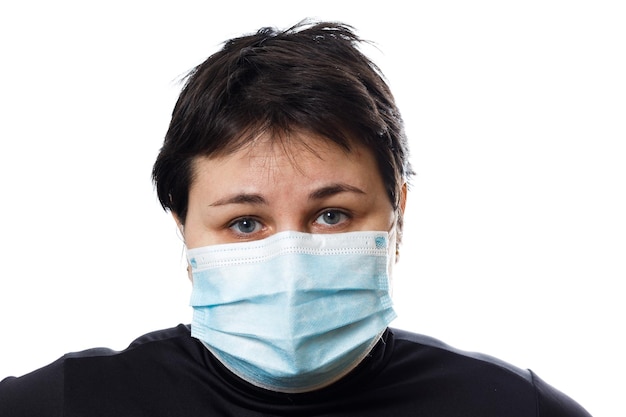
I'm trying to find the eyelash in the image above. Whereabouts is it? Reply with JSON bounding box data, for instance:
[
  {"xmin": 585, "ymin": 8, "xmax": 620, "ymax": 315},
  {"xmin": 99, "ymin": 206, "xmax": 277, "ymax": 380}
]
[
  {"xmin": 227, "ymin": 209, "xmax": 351, "ymax": 237},
  {"xmin": 314, "ymin": 209, "xmax": 350, "ymax": 227},
  {"xmin": 228, "ymin": 217, "xmax": 264, "ymax": 237}
]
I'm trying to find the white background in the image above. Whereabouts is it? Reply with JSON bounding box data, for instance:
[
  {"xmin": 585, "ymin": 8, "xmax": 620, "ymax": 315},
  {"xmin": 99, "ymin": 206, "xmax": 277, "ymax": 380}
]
[{"xmin": 1, "ymin": 1, "xmax": 624, "ymax": 415}]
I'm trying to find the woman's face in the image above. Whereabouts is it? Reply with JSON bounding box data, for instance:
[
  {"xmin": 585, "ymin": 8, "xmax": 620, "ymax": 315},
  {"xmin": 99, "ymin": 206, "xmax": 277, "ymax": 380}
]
[{"xmin": 180, "ymin": 131, "xmax": 404, "ymax": 250}]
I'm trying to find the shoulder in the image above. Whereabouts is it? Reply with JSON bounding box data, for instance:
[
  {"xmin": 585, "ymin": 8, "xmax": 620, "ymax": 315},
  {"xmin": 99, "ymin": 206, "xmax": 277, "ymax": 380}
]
[
  {"xmin": 389, "ymin": 327, "xmax": 531, "ymax": 380},
  {"xmin": 383, "ymin": 328, "xmax": 592, "ymax": 417},
  {"xmin": 0, "ymin": 324, "xmax": 195, "ymax": 417}
]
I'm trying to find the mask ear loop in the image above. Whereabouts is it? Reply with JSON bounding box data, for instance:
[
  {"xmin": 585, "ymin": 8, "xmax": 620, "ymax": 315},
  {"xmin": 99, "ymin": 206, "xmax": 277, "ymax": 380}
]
[
  {"xmin": 175, "ymin": 224, "xmax": 193, "ymax": 280},
  {"xmin": 385, "ymin": 218, "xmax": 399, "ymax": 298},
  {"xmin": 394, "ymin": 182, "xmax": 408, "ymax": 263},
  {"xmin": 387, "ymin": 215, "xmax": 401, "ymax": 263},
  {"xmin": 176, "ymin": 224, "xmax": 185, "ymax": 243}
]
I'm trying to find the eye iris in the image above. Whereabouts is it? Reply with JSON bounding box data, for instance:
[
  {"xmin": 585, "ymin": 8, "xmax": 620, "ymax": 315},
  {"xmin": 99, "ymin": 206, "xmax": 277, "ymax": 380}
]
[
  {"xmin": 237, "ymin": 218, "xmax": 256, "ymax": 233},
  {"xmin": 324, "ymin": 211, "xmax": 340, "ymax": 225}
]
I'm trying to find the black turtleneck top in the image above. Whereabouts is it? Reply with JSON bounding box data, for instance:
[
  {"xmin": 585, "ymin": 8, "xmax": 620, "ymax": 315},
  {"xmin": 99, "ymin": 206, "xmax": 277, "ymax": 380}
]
[{"xmin": 0, "ymin": 324, "xmax": 591, "ymax": 416}]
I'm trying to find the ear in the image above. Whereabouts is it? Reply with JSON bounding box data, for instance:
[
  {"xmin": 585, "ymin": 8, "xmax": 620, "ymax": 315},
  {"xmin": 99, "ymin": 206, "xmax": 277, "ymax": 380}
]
[
  {"xmin": 172, "ymin": 213, "xmax": 193, "ymax": 282},
  {"xmin": 399, "ymin": 182, "xmax": 407, "ymax": 215},
  {"xmin": 172, "ymin": 213, "xmax": 184, "ymax": 234},
  {"xmin": 393, "ymin": 183, "xmax": 408, "ymax": 264}
]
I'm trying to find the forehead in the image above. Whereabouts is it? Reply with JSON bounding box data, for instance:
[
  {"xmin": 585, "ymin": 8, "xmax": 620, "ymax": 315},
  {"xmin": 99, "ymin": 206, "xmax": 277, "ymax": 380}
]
[{"xmin": 190, "ymin": 131, "xmax": 381, "ymax": 189}]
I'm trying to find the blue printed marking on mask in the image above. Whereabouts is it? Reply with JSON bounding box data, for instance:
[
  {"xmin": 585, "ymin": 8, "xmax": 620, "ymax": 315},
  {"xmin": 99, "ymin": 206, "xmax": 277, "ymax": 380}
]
[
  {"xmin": 190, "ymin": 258, "xmax": 197, "ymax": 268},
  {"xmin": 375, "ymin": 236, "xmax": 386, "ymax": 249}
]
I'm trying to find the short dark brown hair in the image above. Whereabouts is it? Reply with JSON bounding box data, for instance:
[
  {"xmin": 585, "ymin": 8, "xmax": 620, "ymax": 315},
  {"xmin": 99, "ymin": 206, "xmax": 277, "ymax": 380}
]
[{"xmin": 152, "ymin": 20, "xmax": 413, "ymax": 225}]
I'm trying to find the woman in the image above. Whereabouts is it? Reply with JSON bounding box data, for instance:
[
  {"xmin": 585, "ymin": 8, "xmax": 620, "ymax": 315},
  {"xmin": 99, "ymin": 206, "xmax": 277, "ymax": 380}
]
[{"xmin": 0, "ymin": 21, "xmax": 591, "ymax": 416}]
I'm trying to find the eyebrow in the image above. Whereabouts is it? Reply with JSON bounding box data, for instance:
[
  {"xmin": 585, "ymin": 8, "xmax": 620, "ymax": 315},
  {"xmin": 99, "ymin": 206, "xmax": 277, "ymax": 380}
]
[
  {"xmin": 208, "ymin": 183, "xmax": 366, "ymax": 207},
  {"xmin": 209, "ymin": 193, "xmax": 267, "ymax": 207},
  {"xmin": 308, "ymin": 183, "xmax": 366, "ymax": 200}
]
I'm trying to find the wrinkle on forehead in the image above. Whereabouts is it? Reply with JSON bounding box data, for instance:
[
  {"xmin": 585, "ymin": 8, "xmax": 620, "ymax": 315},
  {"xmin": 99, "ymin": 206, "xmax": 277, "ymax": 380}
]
[
  {"xmin": 189, "ymin": 128, "xmax": 372, "ymax": 201},
  {"xmin": 237, "ymin": 129, "xmax": 357, "ymax": 178}
]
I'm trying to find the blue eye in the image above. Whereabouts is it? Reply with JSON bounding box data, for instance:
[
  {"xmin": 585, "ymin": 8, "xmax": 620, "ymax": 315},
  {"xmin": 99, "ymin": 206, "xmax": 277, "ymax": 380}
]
[
  {"xmin": 315, "ymin": 210, "xmax": 348, "ymax": 226},
  {"xmin": 230, "ymin": 217, "xmax": 261, "ymax": 234}
]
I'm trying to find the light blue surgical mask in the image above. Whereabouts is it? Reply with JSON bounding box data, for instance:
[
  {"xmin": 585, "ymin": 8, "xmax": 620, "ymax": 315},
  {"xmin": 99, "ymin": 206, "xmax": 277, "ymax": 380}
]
[{"xmin": 188, "ymin": 230, "xmax": 397, "ymax": 393}]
